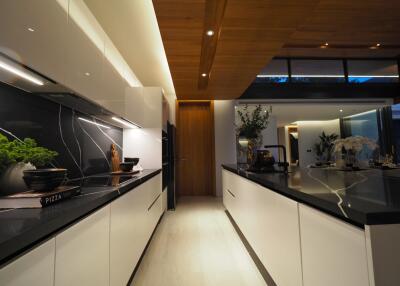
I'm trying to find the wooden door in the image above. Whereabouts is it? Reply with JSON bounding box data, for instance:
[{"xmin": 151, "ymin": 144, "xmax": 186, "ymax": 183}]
[{"xmin": 176, "ymin": 101, "xmax": 215, "ymax": 196}]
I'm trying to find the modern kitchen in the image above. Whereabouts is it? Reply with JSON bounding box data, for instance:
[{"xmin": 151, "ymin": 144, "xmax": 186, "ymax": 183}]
[{"xmin": 1, "ymin": 1, "xmax": 400, "ymax": 286}]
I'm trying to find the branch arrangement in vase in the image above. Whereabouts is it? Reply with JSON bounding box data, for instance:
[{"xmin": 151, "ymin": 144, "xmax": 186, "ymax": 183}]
[{"xmin": 236, "ymin": 104, "xmax": 272, "ymax": 138}]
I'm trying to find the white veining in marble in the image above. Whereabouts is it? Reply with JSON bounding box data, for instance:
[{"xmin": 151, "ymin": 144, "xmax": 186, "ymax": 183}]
[{"xmin": 306, "ymin": 168, "xmax": 368, "ymax": 218}]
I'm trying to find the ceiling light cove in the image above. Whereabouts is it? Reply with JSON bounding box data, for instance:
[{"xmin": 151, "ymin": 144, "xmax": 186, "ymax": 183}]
[{"xmin": 0, "ymin": 59, "xmax": 44, "ymax": 86}]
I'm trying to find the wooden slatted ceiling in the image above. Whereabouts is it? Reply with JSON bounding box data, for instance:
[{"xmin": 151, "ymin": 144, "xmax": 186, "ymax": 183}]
[
  {"xmin": 280, "ymin": 0, "xmax": 400, "ymax": 58},
  {"xmin": 153, "ymin": 0, "xmax": 400, "ymax": 100}
]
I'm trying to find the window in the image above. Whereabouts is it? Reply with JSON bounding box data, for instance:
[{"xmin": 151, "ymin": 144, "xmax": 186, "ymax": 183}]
[
  {"xmin": 348, "ymin": 60, "xmax": 399, "ymax": 83},
  {"xmin": 291, "ymin": 59, "xmax": 345, "ymax": 83},
  {"xmin": 256, "ymin": 59, "xmax": 288, "ymax": 83}
]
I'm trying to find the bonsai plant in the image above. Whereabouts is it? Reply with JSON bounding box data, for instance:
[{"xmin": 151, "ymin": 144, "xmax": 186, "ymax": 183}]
[
  {"xmin": 236, "ymin": 105, "xmax": 272, "ymax": 164},
  {"xmin": 0, "ymin": 133, "xmax": 58, "ymax": 195},
  {"xmin": 313, "ymin": 132, "xmax": 339, "ymax": 165}
]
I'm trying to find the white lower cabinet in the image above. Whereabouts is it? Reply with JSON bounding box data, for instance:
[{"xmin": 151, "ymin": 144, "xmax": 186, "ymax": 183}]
[
  {"xmin": 110, "ymin": 184, "xmax": 149, "ymax": 286},
  {"xmin": 110, "ymin": 174, "xmax": 163, "ymax": 286},
  {"xmin": 55, "ymin": 205, "xmax": 110, "ymax": 286},
  {"xmin": 0, "ymin": 175, "xmax": 163, "ymax": 286},
  {"xmin": 299, "ymin": 204, "xmax": 370, "ymax": 286},
  {"xmin": 0, "ymin": 238, "xmax": 55, "ymax": 286},
  {"xmin": 223, "ymin": 170, "xmax": 302, "ymax": 286}
]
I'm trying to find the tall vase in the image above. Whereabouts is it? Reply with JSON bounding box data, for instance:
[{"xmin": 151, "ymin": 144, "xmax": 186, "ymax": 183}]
[{"xmin": 247, "ymin": 135, "xmax": 262, "ymax": 166}]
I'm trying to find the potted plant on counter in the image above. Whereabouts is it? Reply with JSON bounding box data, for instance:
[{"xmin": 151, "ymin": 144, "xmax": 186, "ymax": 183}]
[
  {"xmin": 236, "ymin": 105, "xmax": 272, "ymax": 165},
  {"xmin": 0, "ymin": 133, "xmax": 58, "ymax": 195},
  {"xmin": 333, "ymin": 136, "xmax": 378, "ymax": 170},
  {"xmin": 313, "ymin": 132, "xmax": 339, "ymax": 166}
]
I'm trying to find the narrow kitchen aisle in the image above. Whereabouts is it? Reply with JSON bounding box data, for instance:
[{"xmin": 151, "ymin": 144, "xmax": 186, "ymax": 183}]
[{"xmin": 131, "ymin": 197, "xmax": 267, "ymax": 286}]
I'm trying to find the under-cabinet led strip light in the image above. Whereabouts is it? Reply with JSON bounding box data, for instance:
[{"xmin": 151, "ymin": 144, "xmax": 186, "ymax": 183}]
[
  {"xmin": 111, "ymin": 117, "xmax": 140, "ymax": 129},
  {"xmin": 78, "ymin": 117, "xmax": 110, "ymax": 129},
  {"xmin": 0, "ymin": 60, "xmax": 44, "ymax": 86},
  {"xmin": 257, "ymin": 74, "xmax": 399, "ymax": 78}
]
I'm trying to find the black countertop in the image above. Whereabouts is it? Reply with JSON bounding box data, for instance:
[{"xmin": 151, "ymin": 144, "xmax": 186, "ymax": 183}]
[
  {"xmin": 222, "ymin": 164, "xmax": 400, "ymax": 227},
  {"xmin": 0, "ymin": 169, "xmax": 161, "ymax": 266}
]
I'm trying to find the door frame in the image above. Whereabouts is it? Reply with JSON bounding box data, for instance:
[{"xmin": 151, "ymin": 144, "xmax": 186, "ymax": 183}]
[{"xmin": 175, "ymin": 100, "xmax": 216, "ymax": 196}]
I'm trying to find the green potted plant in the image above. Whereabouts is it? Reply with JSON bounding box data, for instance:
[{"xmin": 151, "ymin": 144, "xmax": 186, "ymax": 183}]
[
  {"xmin": 313, "ymin": 132, "xmax": 338, "ymax": 166},
  {"xmin": 0, "ymin": 133, "xmax": 58, "ymax": 195},
  {"xmin": 236, "ymin": 105, "xmax": 272, "ymax": 165}
]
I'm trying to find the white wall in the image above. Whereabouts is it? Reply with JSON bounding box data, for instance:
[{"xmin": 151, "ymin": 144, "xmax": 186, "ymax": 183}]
[
  {"xmin": 214, "ymin": 100, "xmax": 237, "ymax": 197},
  {"xmin": 123, "ymin": 128, "xmax": 162, "ymax": 169},
  {"xmin": 297, "ymin": 120, "xmax": 340, "ymax": 167}
]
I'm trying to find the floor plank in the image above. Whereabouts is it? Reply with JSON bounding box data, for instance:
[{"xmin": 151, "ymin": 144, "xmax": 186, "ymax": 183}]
[{"xmin": 131, "ymin": 196, "xmax": 267, "ymax": 286}]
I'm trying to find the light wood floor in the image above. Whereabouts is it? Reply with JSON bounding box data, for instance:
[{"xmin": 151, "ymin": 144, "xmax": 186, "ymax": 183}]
[{"xmin": 131, "ymin": 196, "xmax": 267, "ymax": 286}]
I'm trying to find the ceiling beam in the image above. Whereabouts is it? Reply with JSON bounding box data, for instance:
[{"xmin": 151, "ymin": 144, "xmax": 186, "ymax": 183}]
[{"xmin": 197, "ymin": 0, "xmax": 227, "ymax": 90}]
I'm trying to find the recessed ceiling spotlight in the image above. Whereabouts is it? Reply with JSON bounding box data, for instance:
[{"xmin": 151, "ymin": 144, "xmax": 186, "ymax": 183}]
[
  {"xmin": 201, "ymin": 73, "xmax": 207, "ymax": 77},
  {"xmin": 324, "ymin": 42, "xmax": 329, "ymax": 46},
  {"xmin": 376, "ymin": 43, "xmax": 381, "ymax": 47},
  {"xmin": 27, "ymin": 27, "xmax": 35, "ymax": 32},
  {"xmin": 339, "ymin": 109, "xmax": 343, "ymax": 112},
  {"xmin": 85, "ymin": 72, "xmax": 90, "ymax": 76},
  {"xmin": 206, "ymin": 30, "xmax": 214, "ymax": 36}
]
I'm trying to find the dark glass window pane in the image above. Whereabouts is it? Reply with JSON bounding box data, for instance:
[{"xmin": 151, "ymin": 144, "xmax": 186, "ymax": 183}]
[
  {"xmin": 256, "ymin": 59, "xmax": 288, "ymax": 83},
  {"xmin": 348, "ymin": 60, "xmax": 399, "ymax": 83},
  {"xmin": 291, "ymin": 59, "xmax": 345, "ymax": 83},
  {"xmin": 342, "ymin": 110, "xmax": 380, "ymax": 161}
]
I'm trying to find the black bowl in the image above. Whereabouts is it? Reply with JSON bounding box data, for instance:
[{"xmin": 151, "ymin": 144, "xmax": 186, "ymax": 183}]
[
  {"xmin": 119, "ymin": 162, "xmax": 134, "ymax": 172},
  {"xmin": 23, "ymin": 176, "xmax": 65, "ymax": 192},
  {"xmin": 124, "ymin": 158, "xmax": 139, "ymax": 166},
  {"xmin": 23, "ymin": 168, "xmax": 67, "ymax": 177}
]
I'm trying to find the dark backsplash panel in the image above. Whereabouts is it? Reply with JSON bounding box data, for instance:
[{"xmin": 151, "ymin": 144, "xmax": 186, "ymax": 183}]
[{"xmin": 0, "ymin": 83, "xmax": 122, "ymax": 179}]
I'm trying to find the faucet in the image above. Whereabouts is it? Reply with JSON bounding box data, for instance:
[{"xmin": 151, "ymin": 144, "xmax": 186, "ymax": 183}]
[{"xmin": 264, "ymin": 145, "xmax": 289, "ymax": 173}]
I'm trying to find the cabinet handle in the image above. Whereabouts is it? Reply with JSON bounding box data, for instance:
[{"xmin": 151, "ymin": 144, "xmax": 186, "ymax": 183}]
[
  {"xmin": 148, "ymin": 194, "xmax": 161, "ymax": 211},
  {"xmin": 227, "ymin": 189, "xmax": 236, "ymax": 198}
]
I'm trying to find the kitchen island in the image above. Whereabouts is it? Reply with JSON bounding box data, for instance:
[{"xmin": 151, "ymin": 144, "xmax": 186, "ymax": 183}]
[
  {"xmin": 222, "ymin": 164, "xmax": 400, "ymax": 286},
  {"xmin": 0, "ymin": 169, "xmax": 163, "ymax": 286}
]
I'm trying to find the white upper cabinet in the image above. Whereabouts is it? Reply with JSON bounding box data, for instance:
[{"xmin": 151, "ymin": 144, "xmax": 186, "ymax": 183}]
[
  {"xmin": 299, "ymin": 204, "xmax": 370, "ymax": 286},
  {"xmin": 0, "ymin": 238, "xmax": 55, "ymax": 286},
  {"xmin": 0, "ymin": 0, "xmax": 68, "ymax": 83},
  {"xmin": 55, "ymin": 205, "xmax": 110, "ymax": 286},
  {"xmin": 124, "ymin": 87, "xmax": 163, "ymax": 128},
  {"xmin": 65, "ymin": 0, "xmax": 106, "ymax": 102}
]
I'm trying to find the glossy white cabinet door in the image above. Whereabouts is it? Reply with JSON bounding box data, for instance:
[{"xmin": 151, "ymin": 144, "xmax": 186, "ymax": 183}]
[
  {"xmin": 110, "ymin": 184, "xmax": 148, "ymax": 286},
  {"xmin": 0, "ymin": 238, "xmax": 55, "ymax": 286},
  {"xmin": 222, "ymin": 170, "xmax": 239, "ymax": 218},
  {"xmin": 234, "ymin": 176, "xmax": 303, "ymax": 286},
  {"xmin": 299, "ymin": 204, "xmax": 370, "ymax": 286},
  {"xmin": 0, "ymin": 0, "xmax": 68, "ymax": 83},
  {"xmin": 65, "ymin": 1, "xmax": 105, "ymax": 103},
  {"xmin": 144, "ymin": 174, "xmax": 163, "ymax": 237},
  {"xmin": 146, "ymin": 173, "xmax": 162, "ymax": 208},
  {"xmin": 55, "ymin": 205, "xmax": 110, "ymax": 286}
]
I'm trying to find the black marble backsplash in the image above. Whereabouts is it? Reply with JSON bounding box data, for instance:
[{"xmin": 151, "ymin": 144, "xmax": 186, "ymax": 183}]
[{"xmin": 0, "ymin": 82, "xmax": 122, "ymax": 179}]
